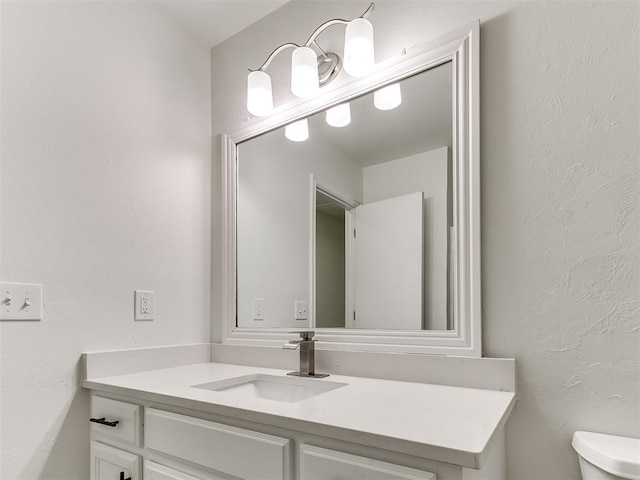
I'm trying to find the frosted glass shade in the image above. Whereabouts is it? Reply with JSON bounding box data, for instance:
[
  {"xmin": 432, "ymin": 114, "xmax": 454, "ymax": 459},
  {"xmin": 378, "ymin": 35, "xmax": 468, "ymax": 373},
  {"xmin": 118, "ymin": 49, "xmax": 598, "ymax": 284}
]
[
  {"xmin": 291, "ymin": 47, "xmax": 319, "ymax": 98},
  {"xmin": 326, "ymin": 103, "xmax": 351, "ymax": 127},
  {"xmin": 374, "ymin": 83, "xmax": 402, "ymax": 110},
  {"xmin": 247, "ymin": 71, "xmax": 273, "ymax": 117},
  {"xmin": 284, "ymin": 119, "xmax": 309, "ymax": 142},
  {"xmin": 344, "ymin": 18, "xmax": 375, "ymax": 77}
]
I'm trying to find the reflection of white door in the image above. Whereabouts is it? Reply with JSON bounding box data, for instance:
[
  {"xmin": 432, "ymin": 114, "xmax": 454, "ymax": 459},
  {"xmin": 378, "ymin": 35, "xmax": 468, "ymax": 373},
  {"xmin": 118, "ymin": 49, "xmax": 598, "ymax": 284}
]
[{"xmin": 354, "ymin": 192, "xmax": 424, "ymax": 330}]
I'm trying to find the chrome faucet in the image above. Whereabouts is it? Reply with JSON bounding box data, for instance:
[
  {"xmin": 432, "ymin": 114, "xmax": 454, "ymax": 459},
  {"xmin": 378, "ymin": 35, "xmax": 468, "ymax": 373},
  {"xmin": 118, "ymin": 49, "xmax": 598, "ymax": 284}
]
[{"xmin": 283, "ymin": 331, "xmax": 329, "ymax": 378}]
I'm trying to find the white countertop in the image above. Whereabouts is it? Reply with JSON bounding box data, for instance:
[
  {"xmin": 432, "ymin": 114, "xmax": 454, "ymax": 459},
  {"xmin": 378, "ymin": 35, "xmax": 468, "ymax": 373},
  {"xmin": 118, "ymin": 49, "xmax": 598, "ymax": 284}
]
[{"xmin": 83, "ymin": 361, "xmax": 515, "ymax": 469}]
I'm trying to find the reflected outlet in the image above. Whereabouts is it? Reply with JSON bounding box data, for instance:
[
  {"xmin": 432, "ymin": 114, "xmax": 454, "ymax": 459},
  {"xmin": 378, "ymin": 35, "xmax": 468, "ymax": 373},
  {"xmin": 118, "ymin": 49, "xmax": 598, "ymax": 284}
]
[
  {"xmin": 134, "ymin": 290, "xmax": 154, "ymax": 321},
  {"xmin": 253, "ymin": 298, "xmax": 264, "ymax": 320},
  {"xmin": 295, "ymin": 301, "xmax": 308, "ymax": 320}
]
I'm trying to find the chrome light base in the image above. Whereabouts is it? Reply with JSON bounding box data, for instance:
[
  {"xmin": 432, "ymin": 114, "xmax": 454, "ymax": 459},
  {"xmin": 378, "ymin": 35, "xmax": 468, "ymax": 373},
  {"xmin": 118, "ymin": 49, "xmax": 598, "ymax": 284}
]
[{"xmin": 318, "ymin": 52, "xmax": 343, "ymax": 87}]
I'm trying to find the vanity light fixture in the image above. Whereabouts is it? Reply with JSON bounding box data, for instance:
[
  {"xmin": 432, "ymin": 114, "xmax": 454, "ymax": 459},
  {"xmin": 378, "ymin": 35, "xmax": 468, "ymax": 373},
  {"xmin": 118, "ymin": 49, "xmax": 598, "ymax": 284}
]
[
  {"xmin": 284, "ymin": 119, "xmax": 309, "ymax": 142},
  {"xmin": 344, "ymin": 18, "xmax": 375, "ymax": 77},
  {"xmin": 246, "ymin": 3, "xmax": 375, "ymax": 117},
  {"xmin": 325, "ymin": 103, "xmax": 351, "ymax": 127},
  {"xmin": 374, "ymin": 82, "xmax": 402, "ymax": 110},
  {"xmin": 291, "ymin": 46, "xmax": 320, "ymax": 99},
  {"xmin": 246, "ymin": 71, "xmax": 273, "ymax": 117}
]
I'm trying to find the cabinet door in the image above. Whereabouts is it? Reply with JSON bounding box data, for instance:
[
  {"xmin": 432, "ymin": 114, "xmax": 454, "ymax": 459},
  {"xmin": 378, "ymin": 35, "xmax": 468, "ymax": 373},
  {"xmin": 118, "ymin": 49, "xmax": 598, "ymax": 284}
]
[
  {"xmin": 300, "ymin": 445, "xmax": 436, "ymax": 480},
  {"xmin": 145, "ymin": 461, "xmax": 231, "ymax": 480},
  {"xmin": 90, "ymin": 441, "xmax": 140, "ymax": 480}
]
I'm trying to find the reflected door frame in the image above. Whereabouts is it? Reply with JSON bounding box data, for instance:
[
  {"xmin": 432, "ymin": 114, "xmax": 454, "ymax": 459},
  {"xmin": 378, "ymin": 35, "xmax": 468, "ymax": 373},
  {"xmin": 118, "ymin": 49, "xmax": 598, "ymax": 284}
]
[{"xmin": 310, "ymin": 175, "xmax": 360, "ymax": 329}]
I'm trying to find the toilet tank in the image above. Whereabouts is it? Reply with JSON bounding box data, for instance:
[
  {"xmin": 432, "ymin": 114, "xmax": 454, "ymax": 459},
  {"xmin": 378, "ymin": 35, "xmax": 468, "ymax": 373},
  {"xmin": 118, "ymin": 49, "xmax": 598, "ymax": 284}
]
[{"xmin": 572, "ymin": 431, "xmax": 640, "ymax": 480}]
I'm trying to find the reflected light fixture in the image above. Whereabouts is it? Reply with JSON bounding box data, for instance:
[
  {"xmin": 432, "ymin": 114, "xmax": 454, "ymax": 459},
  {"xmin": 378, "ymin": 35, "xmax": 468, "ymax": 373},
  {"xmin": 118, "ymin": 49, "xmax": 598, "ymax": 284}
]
[
  {"xmin": 285, "ymin": 119, "xmax": 309, "ymax": 142},
  {"xmin": 326, "ymin": 103, "xmax": 351, "ymax": 127},
  {"xmin": 374, "ymin": 82, "xmax": 402, "ymax": 110},
  {"xmin": 247, "ymin": 3, "xmax": 375, "ymax": 117}
]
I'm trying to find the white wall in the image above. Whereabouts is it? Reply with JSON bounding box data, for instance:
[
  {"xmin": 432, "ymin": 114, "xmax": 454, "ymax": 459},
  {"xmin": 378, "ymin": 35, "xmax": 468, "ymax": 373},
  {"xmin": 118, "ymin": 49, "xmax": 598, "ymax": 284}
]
[
  {"xmin": 0, "ymin": 2, "xmax": 211, "ymax": 478},
  {"xmin": 237, "ymin": 127, "xmax": 361, "ymax": 328},
  {"xmin": 211, "ymin": 1, "xmax": 640, "ymax": 478},
  {"xmin": 364, "ymin": 147, "xmax": 449, "ymax": 330}
]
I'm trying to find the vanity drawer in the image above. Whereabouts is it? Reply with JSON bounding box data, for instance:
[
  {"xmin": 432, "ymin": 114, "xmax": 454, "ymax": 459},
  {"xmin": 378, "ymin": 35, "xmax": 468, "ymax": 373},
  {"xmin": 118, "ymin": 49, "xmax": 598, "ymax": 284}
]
[
  {"xmin": 146, "ymin": 408, "xmax": 291, "ymax": 480},
  {"xmin": 145, "ymin": 461, "xmax": 230, "ymax": 480},
  {"xmin": 90, "ymin": 396, "xmax": 141, "ymax": 446},
  {"xmin": 300, "ymin": 445, "xmax": 436, "ymax": 480}
]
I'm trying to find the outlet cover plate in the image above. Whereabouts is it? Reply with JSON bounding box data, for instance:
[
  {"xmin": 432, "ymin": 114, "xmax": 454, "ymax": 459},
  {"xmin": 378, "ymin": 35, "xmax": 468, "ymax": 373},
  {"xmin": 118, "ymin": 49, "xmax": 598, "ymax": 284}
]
[
  {"xmin": 295, "ymin": 301, "xmax": 308, "ymax": 320},
  {"xmin": 134, "ymin": 290, "xmax": 154, "ymax": 321},
  {"xmin": 252, "ymin": 298, "xmax": 264, "ymax": 321},
  {"xmin": 0, "ymin": 282, "xmax": 42, "ymax": 321}
]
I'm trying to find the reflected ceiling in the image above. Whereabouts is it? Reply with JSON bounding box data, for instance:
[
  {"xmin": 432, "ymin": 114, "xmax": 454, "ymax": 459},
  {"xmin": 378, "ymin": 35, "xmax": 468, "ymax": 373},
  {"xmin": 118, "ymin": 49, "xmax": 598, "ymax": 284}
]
[{"xmin": 308, "ymin": 62, "xmax": 452, "ymax": 167}]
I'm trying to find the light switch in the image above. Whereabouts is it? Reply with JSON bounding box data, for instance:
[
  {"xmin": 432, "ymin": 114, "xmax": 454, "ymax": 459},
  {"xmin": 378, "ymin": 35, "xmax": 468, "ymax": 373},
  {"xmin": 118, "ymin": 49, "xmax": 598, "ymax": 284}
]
[
  {"xmin": 0, "ymin": 282, "xmax": 42, "ymax": 321},
  {"xmin": 134, "ymin": 290, "xmax": 154, "ymax": 321}
]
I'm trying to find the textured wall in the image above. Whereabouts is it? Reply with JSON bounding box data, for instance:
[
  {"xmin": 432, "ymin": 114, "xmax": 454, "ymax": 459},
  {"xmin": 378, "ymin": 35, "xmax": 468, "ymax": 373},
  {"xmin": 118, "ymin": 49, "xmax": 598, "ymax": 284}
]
[
  {"xmin": 0, "ymin": 2, "xmax": 211, "ymax": 478},
  {"xmin": 211, "ymin": 1, "xmax": 640, "ymax": 478},
  {"xmin": 480, "ymin": 2, "xmax": 639, "ymax": 478}
]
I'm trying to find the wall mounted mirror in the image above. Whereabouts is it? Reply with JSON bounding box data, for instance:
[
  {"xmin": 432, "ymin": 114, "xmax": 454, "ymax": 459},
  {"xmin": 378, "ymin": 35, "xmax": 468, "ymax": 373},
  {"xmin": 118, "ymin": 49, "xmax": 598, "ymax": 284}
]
[{"xmin": 222, "ymin": 22, "xmax": 480, "ymax": 355}]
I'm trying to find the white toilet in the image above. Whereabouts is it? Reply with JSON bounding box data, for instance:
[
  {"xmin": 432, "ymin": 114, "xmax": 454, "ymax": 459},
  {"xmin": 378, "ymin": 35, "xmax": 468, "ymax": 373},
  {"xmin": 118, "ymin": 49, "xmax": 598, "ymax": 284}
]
[{"xmin": 573, "ymin": 431, "xmax": 640, "ymax": 479}]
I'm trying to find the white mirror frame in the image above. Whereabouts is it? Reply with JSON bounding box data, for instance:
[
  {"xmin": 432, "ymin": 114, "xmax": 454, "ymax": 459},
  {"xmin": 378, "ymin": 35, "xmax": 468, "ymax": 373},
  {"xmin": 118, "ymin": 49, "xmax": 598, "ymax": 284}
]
[{"xmin": 221, "ymin": 22, "xmax": 480, "ymax": 356}]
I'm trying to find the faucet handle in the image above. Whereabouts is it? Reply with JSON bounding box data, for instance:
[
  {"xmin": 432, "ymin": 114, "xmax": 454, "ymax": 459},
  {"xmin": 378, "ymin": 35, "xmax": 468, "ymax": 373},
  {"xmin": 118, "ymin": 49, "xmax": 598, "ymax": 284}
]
[{"xmin": 289, "ymin": 330, "xmax": 315, "ymax": 340}]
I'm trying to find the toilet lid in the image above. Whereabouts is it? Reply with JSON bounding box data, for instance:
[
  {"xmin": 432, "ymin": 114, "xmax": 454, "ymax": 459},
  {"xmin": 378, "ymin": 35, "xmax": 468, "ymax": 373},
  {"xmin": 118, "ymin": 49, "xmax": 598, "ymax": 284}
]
[{"xmin": 573, "ymin": 431, "xmax": 640, "ymax": 480}]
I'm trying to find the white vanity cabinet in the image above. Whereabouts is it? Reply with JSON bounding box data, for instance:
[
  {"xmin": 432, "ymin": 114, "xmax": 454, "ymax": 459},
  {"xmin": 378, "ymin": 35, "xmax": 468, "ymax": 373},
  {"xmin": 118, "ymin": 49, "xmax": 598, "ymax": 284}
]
[
  {"xmin": 89, "ymin": 393, "xmax": 293, "ymax": 480},
  {"xmin": 87, "ymin": 389, "xmax": 507, "ymax": 480}
]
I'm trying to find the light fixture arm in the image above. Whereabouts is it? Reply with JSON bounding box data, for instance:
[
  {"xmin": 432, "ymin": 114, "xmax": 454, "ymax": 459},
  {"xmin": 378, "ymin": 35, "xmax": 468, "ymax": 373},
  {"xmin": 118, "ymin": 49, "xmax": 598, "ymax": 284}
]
[
  {"xmin": 311, "ymin": 41, "xmax": 329, "ymax": 59},
  {"xmin": 250, "ymin": 3, "xmax": 375, "ymax": 73}
]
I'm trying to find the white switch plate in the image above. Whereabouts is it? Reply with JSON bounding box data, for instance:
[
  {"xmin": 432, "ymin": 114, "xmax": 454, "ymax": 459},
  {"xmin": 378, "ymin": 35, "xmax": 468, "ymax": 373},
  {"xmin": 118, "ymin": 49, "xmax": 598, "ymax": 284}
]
[
  {"xmin": 253, "ymin": 298, "xmax": 264, "ymax": 320},
  {"xmin": 134, "ymin": 290, "xmax": 154, "ymax": 321},
  {"xmin": 0, "ymin": 282, "xmax": 42, "ymax": 321},
  {"xmin": 295, "ymin": 301, "xmax": 308, "ymax": 320}
]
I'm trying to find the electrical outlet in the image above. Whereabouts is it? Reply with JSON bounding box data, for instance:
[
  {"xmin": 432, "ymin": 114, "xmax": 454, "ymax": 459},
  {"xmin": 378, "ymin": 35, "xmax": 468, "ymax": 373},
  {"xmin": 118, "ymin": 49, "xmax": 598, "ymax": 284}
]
[
  {"xmin": 253, "ymin": 298, "xmax": 264, "ymax": 320},
  {"xmin": 141, "ymin": 296, "xmax": 150, "ymax": 314},
  {"xmin": 295, "ymin": 301, "xmax": 308, "ymax": 320},
  {"xmin": 134, "ymin": 290, "xmax": 154, "ymax": 321},
  {"xmin": 0, "ymin": 282, "xmax": 42, "ymax": 321}
]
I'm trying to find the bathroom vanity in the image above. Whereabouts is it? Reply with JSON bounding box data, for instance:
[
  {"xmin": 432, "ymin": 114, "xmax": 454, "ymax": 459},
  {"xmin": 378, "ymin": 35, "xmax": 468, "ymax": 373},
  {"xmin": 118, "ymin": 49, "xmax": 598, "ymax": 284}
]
[
  {"xmin": 84, "ymin": 18, "xmax": 512, "ymax": 480},
  {"xmin": 83, "ymin": 346, "xmax": 515, "ymax": 480}
]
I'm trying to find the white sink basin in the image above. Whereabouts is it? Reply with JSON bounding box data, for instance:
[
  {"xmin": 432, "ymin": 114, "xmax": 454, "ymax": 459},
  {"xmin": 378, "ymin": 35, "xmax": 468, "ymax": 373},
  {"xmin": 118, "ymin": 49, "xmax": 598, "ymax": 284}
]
[{"xmin": 192, "ymin": 374, "xmax": 347, "ymax": 403}]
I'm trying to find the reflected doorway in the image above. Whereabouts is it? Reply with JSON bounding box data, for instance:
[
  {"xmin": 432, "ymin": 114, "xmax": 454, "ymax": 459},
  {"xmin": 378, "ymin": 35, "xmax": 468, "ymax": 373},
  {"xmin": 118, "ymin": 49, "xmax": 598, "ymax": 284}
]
[
  {"xmin": 313, "ymin": 184, "xmax": 358, "ymax": 329},
  {"xmin": 315, "ymin": 190, "xmax": 347, "ymax": 328}
]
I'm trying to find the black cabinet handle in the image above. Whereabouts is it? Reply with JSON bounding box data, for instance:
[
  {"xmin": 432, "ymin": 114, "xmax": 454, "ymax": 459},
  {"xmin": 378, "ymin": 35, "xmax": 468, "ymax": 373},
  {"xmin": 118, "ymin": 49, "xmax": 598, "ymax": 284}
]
[
  {"xmin": 89, "ymin": 417, "xmax": 119, "ymax": 427},
  {"xmin": 119, "ymin": 472, "xmax": 131, "ymax": 480}
]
